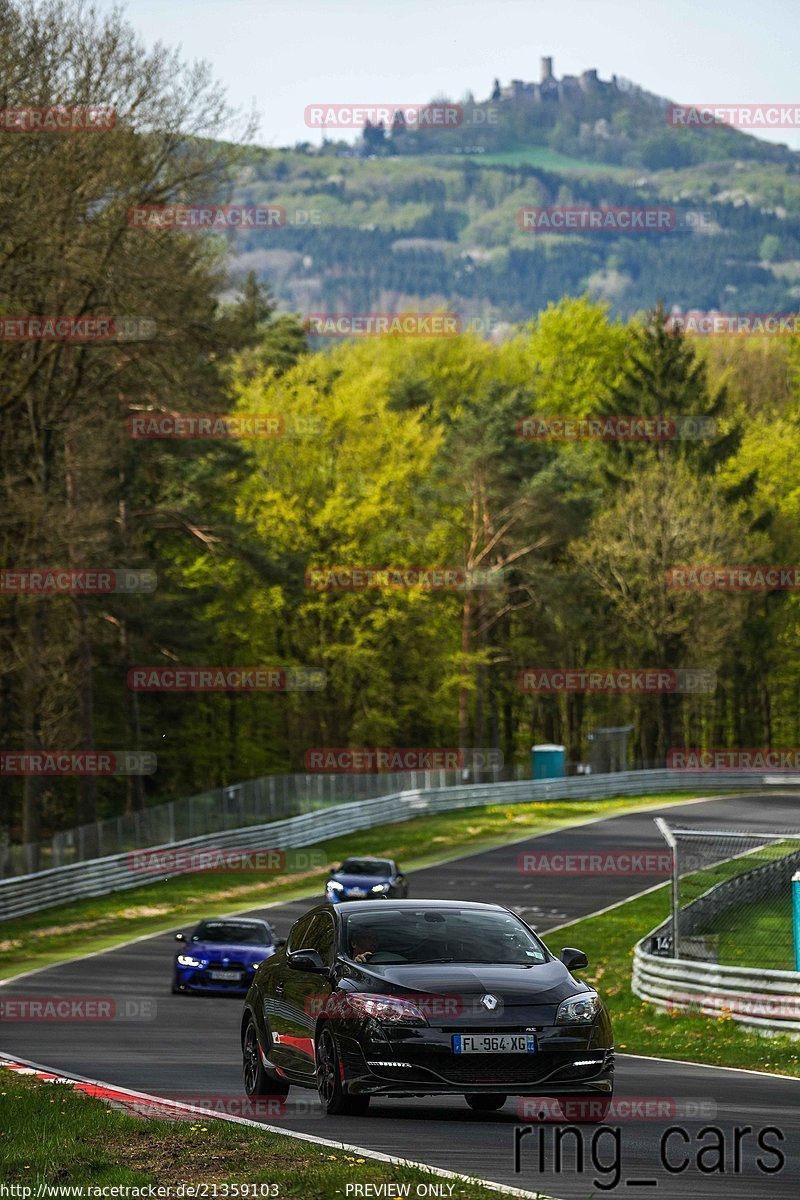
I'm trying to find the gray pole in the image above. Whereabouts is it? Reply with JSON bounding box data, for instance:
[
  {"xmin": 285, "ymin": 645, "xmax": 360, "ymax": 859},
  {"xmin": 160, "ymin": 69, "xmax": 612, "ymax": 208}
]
[{"xmin": 654, "ymin": 817, "xmax": 680, "ymax": 958}]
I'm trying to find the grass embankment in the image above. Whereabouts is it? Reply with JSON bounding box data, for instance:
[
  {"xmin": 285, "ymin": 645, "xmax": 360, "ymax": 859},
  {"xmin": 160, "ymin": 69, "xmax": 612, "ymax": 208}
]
[
  {"xmin": 0, "ymin": 791, "xmax": 714, "ymax": 981},
  {"xmin": 713, "ymin": 893, "xmax": 794, "ymax": 971},
  {"xmin": 0, "ymin": 1069, "xmax": 537, "ymax": 1197},
  {"xmin": 553, "ymin": 886, "xmax": 800, "ymax": 1077}
]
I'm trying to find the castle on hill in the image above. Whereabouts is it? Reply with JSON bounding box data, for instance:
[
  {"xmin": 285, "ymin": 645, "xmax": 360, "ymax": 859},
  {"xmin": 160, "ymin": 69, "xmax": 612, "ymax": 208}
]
[{"xmin": 496, "ymin": 57, "xmax": 621, "ymax": 104}]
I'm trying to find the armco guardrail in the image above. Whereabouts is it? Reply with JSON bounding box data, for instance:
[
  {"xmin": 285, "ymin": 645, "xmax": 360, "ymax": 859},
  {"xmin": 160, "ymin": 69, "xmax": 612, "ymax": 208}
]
[
  {"xmin": 633, "ymin": 934, "xmax": 800, "ymax": 1034},
  {"xmin": 0, "ymin": 769, "xmax": 781, "ymax": 921},
  {"xmin": 1, "ymin": 768, "xmax": 477, "ymax": 877},
  {"xmin": 632, "ymin": 840, "xmax": 800, "ymax": 1033}
]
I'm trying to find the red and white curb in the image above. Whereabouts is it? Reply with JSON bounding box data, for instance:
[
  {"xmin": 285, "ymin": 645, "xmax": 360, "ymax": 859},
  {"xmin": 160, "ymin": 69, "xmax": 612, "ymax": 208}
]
[{"xmin": 0, "ymin": 1052, "xmax": 551, "ymax": 1200}]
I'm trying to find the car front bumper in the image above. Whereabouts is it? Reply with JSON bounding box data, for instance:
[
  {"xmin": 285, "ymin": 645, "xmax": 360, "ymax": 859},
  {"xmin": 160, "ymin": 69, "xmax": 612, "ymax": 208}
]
[{"xmin": 334, "ymin": 1018, "xmax": 614, "ymax": 1098}]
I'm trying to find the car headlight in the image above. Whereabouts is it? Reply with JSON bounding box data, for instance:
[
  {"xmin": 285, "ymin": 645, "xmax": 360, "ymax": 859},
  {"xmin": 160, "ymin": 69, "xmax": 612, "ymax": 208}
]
[
  {"xmin": 327, "ymin": 880, "xmax": 343, "ymax": 892},
  {"xmin": 251, "ymin": 960, "xmax": 264, "ymax": 970},
  {"xmin": 176, "ymin": 955, "xmax": 203, "ymax": 968},
  {"xmin": 370, "ymin": 883, "xmax": 390, "ymax": 893},
  {"xmin": 329, "ymin": 994, "xmax": 428, "ymax": 1025},
  {"xmin": 556, "ymin": 993, "xmax": 602, "ymax": 1024}
]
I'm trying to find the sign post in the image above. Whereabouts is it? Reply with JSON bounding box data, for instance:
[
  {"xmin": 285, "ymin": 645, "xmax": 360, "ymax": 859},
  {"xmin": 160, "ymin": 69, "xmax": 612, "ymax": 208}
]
[{"xmin": 793, "ymin": 872, "xmax": 800, "ymax": 972}]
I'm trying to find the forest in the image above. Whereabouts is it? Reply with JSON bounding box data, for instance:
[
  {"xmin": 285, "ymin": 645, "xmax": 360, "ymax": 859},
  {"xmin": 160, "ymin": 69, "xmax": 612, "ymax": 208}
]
[{"xmin": 2, "ymin": 0, "xmax": 800, "ymax": 855}]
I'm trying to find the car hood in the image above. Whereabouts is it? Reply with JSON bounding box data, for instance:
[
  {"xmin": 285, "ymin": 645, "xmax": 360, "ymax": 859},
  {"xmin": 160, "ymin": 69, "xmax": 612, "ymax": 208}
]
[
  {"xmin": 350, "ymin": 959, "xmax": 588, "ymax": 1022},
  {"xmin": 329, "ymin": 873, "xmax": 388, "ymax": 888},
  {"xmin": 178, "ymin": 941, "xmax": 273, "ymax": 963}
]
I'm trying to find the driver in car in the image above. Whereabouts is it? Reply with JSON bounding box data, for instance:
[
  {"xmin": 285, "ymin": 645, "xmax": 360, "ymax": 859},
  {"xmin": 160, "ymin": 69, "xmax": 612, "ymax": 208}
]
[{"xmin": 350, "ymin": 929, "xmax": 379, "ymax": 963}]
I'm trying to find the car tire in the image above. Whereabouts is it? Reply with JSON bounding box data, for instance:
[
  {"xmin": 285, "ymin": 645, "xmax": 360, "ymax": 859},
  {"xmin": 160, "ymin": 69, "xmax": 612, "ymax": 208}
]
[
  {"xmin": 315, "ymin": 1028, "xmax": 370, "ymax": 1116},
  {"xmin": 465, "ymin": 1094, "xmax": 507, "ymax": 1112},
  {"xmin": 556, "ymin": 1094, "xmax": 613, "ymax": 1123},
  {"xmin": 171, "ymin": 979, "xmax": 180, "ymax": 994},
  {"xmin": 243, "ymin": 1018, "xmax": 290, "ymax": 1098}
]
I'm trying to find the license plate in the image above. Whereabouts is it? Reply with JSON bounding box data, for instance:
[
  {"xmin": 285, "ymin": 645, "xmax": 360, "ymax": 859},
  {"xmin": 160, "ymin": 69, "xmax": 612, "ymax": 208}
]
[
  {"xmin": 347, "ymin": 888, "xmax": 367, "ymax": 897},
  {"xmin": 210, "ymin": 970, "xmax": 241, "ymax": 981},
  {"xmin": 452, "ymin": 1034, "xmax": 536, "ymax": 1054}
]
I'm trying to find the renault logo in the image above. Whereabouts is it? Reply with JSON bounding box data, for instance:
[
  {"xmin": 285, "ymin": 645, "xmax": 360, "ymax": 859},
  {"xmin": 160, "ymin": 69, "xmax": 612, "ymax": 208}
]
[{"xmin": 480, "ymin": 993, "xmax": 498, "ymax": 1011}]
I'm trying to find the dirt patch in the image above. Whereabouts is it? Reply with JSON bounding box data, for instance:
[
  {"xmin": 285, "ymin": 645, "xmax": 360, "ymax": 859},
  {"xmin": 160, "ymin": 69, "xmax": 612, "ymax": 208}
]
[
  {"xmin": 116, "ymin": 905, "xmax": 173, "ymax": 919},
  {"xmin": 112, "ymin": 1127, "xmax": 321, "ymax": 1184},
  {"xmin": 33, "ymin": 919, "xmax": 106, "ymax": 939}
]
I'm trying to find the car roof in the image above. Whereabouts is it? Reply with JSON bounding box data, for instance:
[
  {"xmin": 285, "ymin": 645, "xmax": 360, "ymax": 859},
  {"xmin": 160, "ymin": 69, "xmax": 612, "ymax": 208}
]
[
  {"xmin": 323, "ymin": 899, "xmax": 510, "ymax": 917},
  {"xmin": 196, "ymin": 917, "xmax": 267, "ymax": 925},
  {"xmin": 338, "ymin": 856, "xmax": 393, "ymax": 865}
]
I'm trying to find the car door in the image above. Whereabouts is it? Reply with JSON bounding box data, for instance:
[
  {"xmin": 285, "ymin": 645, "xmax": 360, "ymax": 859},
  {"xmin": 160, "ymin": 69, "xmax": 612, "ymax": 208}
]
[
  {"xmin": 275, "ymin": 911, "xmax": 337, "ymax": 1079},
  {"xmin": 265, "ymin": 913, "xmax": 313, "ymax": 1073}
]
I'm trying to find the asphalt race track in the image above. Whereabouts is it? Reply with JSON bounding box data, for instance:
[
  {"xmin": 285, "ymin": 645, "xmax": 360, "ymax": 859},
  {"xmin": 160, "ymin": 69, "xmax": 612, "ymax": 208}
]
[{"xmin": 3, "ymin": 791, "xmax": 800, "ymax": 1199}]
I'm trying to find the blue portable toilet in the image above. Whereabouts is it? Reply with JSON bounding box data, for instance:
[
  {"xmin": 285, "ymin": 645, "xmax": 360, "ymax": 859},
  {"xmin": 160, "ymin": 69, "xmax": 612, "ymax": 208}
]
[{"xmin": 531, "ymin": 743, "xmax": 565, "ymax": 779}]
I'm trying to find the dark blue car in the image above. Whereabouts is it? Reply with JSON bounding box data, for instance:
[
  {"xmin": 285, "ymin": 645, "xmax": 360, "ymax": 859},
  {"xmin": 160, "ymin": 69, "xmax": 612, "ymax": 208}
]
[
  {"xmin": 325, "ymin": 856, "xmax": 408, "ymax": 904},
  {"xmin": 172, "ymin": 917, "xmax": 283, "ymax": 995}
]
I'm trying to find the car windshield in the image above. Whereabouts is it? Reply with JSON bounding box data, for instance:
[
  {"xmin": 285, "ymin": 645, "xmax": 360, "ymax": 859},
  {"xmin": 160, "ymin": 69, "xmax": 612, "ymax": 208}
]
[
  {"xmin": 193, "ymin": 921, "xmax": 271, "ymax": 945},
  {"xmin": 343, "ymin": 909, "xmax": 548, "ymax": 965},
  {"xmin": 338, "ymin": 859, "xmax": 392, "ymax": 876}
]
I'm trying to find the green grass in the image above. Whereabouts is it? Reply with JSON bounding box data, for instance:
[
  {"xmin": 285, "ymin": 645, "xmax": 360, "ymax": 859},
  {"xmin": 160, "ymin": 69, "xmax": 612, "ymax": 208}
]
[
  {"xmin": 676, "ymin": 840, "xmax": 798, "ymax": 970},
  {"xmin": 462, "ymin": 145, "xmax": 634, "ymax": 177},
  {"xmin": 0, "ymin": 1070, "xmax": 536, "ymax": 1197},
  {"xmin": 711, "ymin": 893, "xmax": 795, "ymax": 971},
  {"xmin": 552, "ymin": 886, "xmax": 800, "ymax": 1076},
  {"xmin": 0, "ymin": 791, "xmax": 718, "ymax": 981}
]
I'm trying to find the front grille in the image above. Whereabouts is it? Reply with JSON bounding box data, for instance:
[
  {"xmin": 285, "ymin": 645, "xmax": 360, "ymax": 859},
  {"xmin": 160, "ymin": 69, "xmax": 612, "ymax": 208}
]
[
  {"xmin": 428, "ymin": 1053, "xmax": 554, "ymax": 1084},
  {"xmin": 187, "ymin": 959, "xmax": 249, "ymax": 988}
]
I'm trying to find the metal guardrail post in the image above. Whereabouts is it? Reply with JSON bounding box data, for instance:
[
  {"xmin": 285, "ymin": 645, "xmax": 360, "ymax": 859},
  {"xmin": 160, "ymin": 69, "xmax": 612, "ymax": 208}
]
[{"xmin": 654, "ymin": 817, "xmax": 679, "ymax": 958}]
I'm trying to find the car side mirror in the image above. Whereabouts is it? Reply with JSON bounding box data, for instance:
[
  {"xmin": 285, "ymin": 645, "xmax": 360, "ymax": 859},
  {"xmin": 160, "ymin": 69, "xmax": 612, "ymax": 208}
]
[
  {"xmin": 560, "ymin": 947, "xmax": 589, "ymax": 971},
  {"xmin": 175, "ymin": 932, "xmax": 186, "ymax": 942},
  {"xmin": 275, "ymin": 937, "xmax": 286, "ymax": 948},
  {"xmin": 287, "ymin": 949, "xmax": 328, "ymax": 974}
]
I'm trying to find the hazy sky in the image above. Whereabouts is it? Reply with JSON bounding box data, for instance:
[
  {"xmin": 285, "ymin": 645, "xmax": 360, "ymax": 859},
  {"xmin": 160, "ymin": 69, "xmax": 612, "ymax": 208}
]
[{"xmin": 98, "ymin": 0, "xmax": 799, "ymax": 150}]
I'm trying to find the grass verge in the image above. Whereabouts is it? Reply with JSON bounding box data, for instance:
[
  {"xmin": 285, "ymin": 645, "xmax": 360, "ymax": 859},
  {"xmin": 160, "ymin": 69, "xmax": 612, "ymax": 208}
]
[
  {"xmin": 713, "ymin": 891, "xmax": 794, "ymax": 971},
  {"xmin": 0, "ymin": 791, "xmax": 721, "ymax": 982},
  {"xmin": 552, "ymin": 885, "xmax": 800, "ymax": 1077},
  {"xmin": 0, "ymin": 1069, "xmax": 540, "ymax": 1197}
]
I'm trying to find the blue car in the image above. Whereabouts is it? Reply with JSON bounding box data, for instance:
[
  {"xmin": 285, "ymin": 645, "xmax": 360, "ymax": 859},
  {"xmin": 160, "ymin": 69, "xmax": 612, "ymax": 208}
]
[
  {"xmin": 172, "ymin": 917, "xmax": 283, "ymax": 995},
  {"xmin": 325, "ymin": 856, "xmax": 408, "ymax": 904}
]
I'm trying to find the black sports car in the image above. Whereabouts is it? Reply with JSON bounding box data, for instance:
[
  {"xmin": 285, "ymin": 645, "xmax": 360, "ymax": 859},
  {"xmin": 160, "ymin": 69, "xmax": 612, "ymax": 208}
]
[{"xmin": 241, "ymin": 899, "xmax": 613, "ymax": 1117}]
